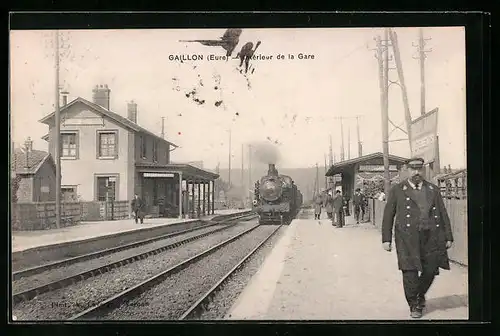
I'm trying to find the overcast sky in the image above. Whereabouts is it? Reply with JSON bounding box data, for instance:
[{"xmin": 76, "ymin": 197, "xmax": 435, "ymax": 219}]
[{"xmin": 10, "ymin": 27, "xmax": 466, "ymax": 170}]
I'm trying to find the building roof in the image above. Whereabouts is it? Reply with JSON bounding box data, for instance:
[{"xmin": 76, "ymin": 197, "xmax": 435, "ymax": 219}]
[
  {"xmin": 325, "ymin": 152, "xmax": 409, "ymax": 176},
  {"xmin": 39, "ymin": 97, "xmax": 178, "ymax": 148},
  {"xmin": 11, "ymin": 148, "xmax": 55, "ymax": 175},
  {"xmin": 136, "ymin": 163, "xmax": 219, "ymax": 181},
  {"xmin": 435, "ymin": 169, "xmax": 467, "ymax": 181}
]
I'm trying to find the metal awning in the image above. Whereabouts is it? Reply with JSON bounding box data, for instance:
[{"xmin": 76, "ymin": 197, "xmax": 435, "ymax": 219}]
[
  {"xmin": 136, "ymin": 163, "xmax": 219, "ymax": 182},
  {"xmin": 326, "ymin": 152, "xmax": 408, "ymax": 176}
]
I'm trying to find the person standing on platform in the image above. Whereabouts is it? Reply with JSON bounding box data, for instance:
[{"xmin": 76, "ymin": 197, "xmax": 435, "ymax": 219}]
[
  {"xmin": 313, "ymin": 193, "xmax": 323, "ymax": 220},
  {"xmin": 131, "ymin": 193, "xmax": 146, "ymax": 224},
  {"xmin": 353, "ymin": 188, "xmax": 366, "ymax": 224},
  {"xmin": 381, "ymin": 157, "xmax": 454, "ymax": 319},
  {"xmin": 323, "ymin": 190, "xmax": 334, "ymax": 220},
  {"xmin": 332, "ymin": 190, "xmax": 344, "ymax": 227}
]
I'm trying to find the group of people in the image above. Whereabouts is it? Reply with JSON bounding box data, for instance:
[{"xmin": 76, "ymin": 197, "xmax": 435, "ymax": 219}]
[{"xmin": 313, "ymin": 187, "xmax": 367, "ymax": 227}]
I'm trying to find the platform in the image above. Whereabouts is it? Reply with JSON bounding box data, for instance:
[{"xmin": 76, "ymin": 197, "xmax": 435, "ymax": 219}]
[
  {"xmin": 11, "ymin": 208, "xmax": 251, "ymax": 253},
  {"xmin": 227, "ymin": 211, "xmax": 468, "ymax": 320}
]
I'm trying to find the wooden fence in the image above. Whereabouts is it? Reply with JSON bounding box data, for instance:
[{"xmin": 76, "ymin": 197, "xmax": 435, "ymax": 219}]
[
  {"xmin": 367, "ymin": 197, "xmax": 468, "ymax": 266},
  {"xmin": 11, "ymin": 200, "xmax": 130, "ymax": 231}
]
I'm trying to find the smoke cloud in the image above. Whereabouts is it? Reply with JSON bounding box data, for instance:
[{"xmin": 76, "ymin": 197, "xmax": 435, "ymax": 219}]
[{"xmin": 250, "ymin": 141, "xmax": 281, "ymax": 165}]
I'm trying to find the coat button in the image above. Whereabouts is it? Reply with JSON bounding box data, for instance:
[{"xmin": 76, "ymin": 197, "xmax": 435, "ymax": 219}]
[
  {"xmin": 433, "ymin": 207, "xmax": 436, "ymax": 210},
  {"xmin": 406, "ymin": 214, "xmax": 410, "ymax": 218},
  {"xmin": 434, "ymin": 215, "xmax": 438, "ymax": 218},
  {"xmin": 436, "ymin": 224, "xmax": 440, "ymax": 227},
  {"xmin": 406, "ymin": 224, "xmax": 410, "ymax": 227},
  {"xmin": 406, "ymin": 197, "xmax": 410, "ymax": 201},
  {"xmin": 406, "ymin": 206, "xmax": 410, "ymax": 209}
]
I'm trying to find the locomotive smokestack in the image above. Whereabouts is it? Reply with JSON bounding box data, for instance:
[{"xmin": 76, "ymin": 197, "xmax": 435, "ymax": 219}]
[{"xmin": 268, "ymin": 164, "xmax": 278, "ymax": 176}]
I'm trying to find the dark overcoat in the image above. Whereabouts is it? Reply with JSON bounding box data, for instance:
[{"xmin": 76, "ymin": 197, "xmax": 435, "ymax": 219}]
[
  {"xmin": 131, "ymin": 197, "xmax": 146, "ymax": 218},
  {"xmin": 332, "ymin": 194, "xmax": 343, "ymax": 213},
  {"xmin": 381, "ymin": 179, "xmax": 454, "ymax": 273}
]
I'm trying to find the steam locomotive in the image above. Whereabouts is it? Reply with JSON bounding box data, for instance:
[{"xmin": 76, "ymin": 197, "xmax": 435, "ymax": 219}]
[{"xmin": 252, "ymin": 164, "xmax": 304, "ymax": 225}]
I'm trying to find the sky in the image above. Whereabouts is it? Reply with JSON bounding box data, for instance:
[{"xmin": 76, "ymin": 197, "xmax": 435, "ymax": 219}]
[{"xmin": 10, "ymin": 27, "xmax": 466, "ymax": 170}]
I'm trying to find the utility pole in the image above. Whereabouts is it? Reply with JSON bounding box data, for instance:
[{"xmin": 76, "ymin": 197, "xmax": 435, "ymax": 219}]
[
  {"xmin": 347, "ymin": 125, "xmax": 351, "ymax": 160},
  {"xmin": 328, "ymin": 136, "xmax": 334, "ymax": 188},
  {"xmin": 241, "ymin": 143, "xmax": 244, "ymax": 203},
  {"xmin": 356, "ymin": 115, "xmax": 363, "ymax": 157},
  {"xmin": 161, "ymin": 117, "xmax": 165, "ymax": 139},
  {"xmin": 336, "ymin": 117, "xmax": 345, "ymax": 161},
  {"xmin": 315, "ymin": 163, "xmax": 319, "ymax": 196},
  {"xmin": 324, "ymin": 154, "xmax": 328, "ymax": 189},
  {"xmin": 54, "ymin": 30, "xmax": 61, "ymax": 229},
  {"xmin": 228, "ymin": 130, "xmax": 232, "ymax": 187},
  {"xmin": 390, "ymin": 28, "xmax": 414, "ymax": 153},
  {"xmin": 413, "ymin": 28, "xmax": 432, "ymax": 116},
  {"xmin": 376, "ymin": 31, "xmax": 391, "ymax": 195},
  {"xmin": 248, "ymin": 144, "xmax": 252, "ymax": 205}
]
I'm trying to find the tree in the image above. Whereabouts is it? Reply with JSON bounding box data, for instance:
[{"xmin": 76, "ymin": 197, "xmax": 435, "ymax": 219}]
[{"xmin": 11, "ymin": 175, "xmax": 22, "ymax": 204}]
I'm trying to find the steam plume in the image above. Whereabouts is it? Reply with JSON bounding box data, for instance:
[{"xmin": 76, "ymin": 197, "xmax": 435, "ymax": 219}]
[{"xmin": 250, "ymin": 141, "xmax": 281, "ymax": 165}]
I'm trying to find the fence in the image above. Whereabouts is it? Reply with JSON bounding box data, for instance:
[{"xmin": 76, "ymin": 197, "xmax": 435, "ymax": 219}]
[
  {"xmin": 368, "ymin": 197, "xmax": 468, "ymax": 266},
  {"xmin": 11, "ymin": 200, "xmax": 131, "ymax": 231}
]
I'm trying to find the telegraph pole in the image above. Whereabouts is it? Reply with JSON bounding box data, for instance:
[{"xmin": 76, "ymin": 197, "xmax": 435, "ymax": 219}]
[
  {"xmin": 228, "ymin": 130, "xmax": 232, "ymax": 187},
  {"xmin": 161, "ymin": 117, "xmax": 165, "ymax": 139},
  {"xmin": 413, "ymin": 28, "xmax": 432, "ymax": 116},
  {"xmin": 376, "ymin": 31, "xmax": 391, "ymax": 195},
  {"xmin": 248, "ymin": 144, "xmax": 252, "ymax": 204},
  {"xmin": 324, "ymin": 154, "xmax": 328, "ymax": 189},
  {"xmin": 347, "ymin": 126, "xmax": 351, "ymax": 160},
  {"xmin": 356, "ymin": 115, "xmax": 362, "ymax": 157},
  {"xmin": 390, "ymin": 28, "xmax": 414, "ymax": 152},
  {"xmin": 338, "ymin": 117, "xmax": 345, "ymax": 161},
  {"xmin": 54, "ymin": 30, "xmax": 61, "ymax": 229},
  {"xmin": 241, "ymin": 143, "xmax": 244, "ymax": 203}
]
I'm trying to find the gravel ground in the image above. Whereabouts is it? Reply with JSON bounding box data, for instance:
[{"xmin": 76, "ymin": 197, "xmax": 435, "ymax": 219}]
[
  {"xmin": 11, "ymin": 220, "xmax": 258, "ymax": 321},
  {"xmin": 195, "ymin": 226, "xmax": 285, "ymax": 320},
  {"xmin": 12, "ymin": 224, "xmax": 228, "ymax": 294},
  {"xmin": 95, "ymin": 225, "xmax": 277, "ymax": 320}
]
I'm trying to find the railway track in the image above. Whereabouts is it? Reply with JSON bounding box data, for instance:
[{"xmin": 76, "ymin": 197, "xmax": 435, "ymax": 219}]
[
  {"xmin": 68, "ymin": 223, "xmax": 280, "ymax": 320},
  {"xmin": 12, "ymin": 213, "xmax": 257, "ymax": 305},
  {"xmin": 179, "ymin": 224, "xmax": 282, "ymax": 320}
]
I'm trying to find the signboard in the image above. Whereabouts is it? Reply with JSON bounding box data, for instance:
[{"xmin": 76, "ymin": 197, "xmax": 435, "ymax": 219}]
[
  {"xmin": 410, "ymin": 108, "xmax": 439, "ymax": 163},
  {"xmin": 143, "ymin": 172, "xmax": 175, "ymax": 178},
  {"xmin": 41, "ymin": 186, "xmax": 50, "ymax": 193},
  {"xmin": 108, "ymin": 176, "xmax": 117, "ymax": 182},
  {"xmin": 359, "ymin": 165, "xmax": 398, "ymax": 172},
  {"xmin": 62, "ymin": 116, "xmax": 105, "ymax": 126}
]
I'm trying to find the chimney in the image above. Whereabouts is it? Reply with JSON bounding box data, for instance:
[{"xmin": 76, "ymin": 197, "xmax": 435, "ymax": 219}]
[
  {"xmin": 92, "ymin": 84, "xmax": 111, "ymax": 110},
  {"xmin": 24, "ymin": 137, "xmax": 33, "ymax": 168},
  {"xmin": 267, "ymin": 164, "xmax": 278, "ymax": 176},
  {"xmin": 127, "ymin": 100, "xmax": 138, "ymax": 124},
  {"xmin": 61, "ymin": 91, "xmax": 69, "ymax": 106}
]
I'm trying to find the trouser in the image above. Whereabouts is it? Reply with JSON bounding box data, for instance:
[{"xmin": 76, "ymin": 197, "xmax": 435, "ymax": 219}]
[
  {"xmin": 134, "ymin": 210, "xmax": 144, "ymax": 224},
  {"xmin": 354, "ymin": 204, "xmax": 365, "ymax": 222},
  {"xmin": 334, "ymin": 209, "xmax": 344, "ymax": 227},
  {"xmin": 327, "ymin": 212, "xmax": 333, "ymax": 219},
  {"xmin": 314, "ymin": 212, "xmax": 321, "ymax": 220},
  {"xmin": 401, "ymin": 230, "xmax": 438, "ymax": 309}
]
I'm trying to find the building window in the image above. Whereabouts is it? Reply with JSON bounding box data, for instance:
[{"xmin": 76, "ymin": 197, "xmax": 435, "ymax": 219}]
[
  {"xmin": 97, "ymin": 131, "xmax": 118, "ymax": 158},
  {"xmin": 61, "ymin": 132, "xmax": 78, "ymax": 158},
  {"xmin": 140, "ymin": 135, "xmax": 147, "ymax": 158},
  {"xmin": 61, "ymin": 186, "xmax": 78, "ymax": 201},
  {"xmin": 153, "ymin": 141, "xmax": 158, "ymax": 162},
  {"xmin": 96, "ymin": 176, "xmax": 117, "ymax": 201},
  {"xmin": 153, "ymin": 182, "xmax": 158, "ymax": 205}
]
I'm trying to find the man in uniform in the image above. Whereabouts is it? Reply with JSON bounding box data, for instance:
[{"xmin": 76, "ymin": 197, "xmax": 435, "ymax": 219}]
[
  {"xmin": 332, "ymin": 190, "xmax": 344, "ymax": 228},
  {"xmin": 381, "ymin": 157, "xmax": 454, "ymax": 318},
  {"xmin": 131, "ymin": 193, "xmax": 146, "ymax": 224}
]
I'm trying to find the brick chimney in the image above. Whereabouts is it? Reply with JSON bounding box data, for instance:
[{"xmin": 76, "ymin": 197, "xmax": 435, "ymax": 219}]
[
  {"xmin": 24, "ymin": 137, "xmax": 33, "ymax": 168},
  {"xmin": 61, "ymin": 90, "xmax": 69, "ymax": 106},
  {"xmin": 127, "ymin": 100, "xmax": 138, "ymax": 124},
  {"xmin": 92, "ymin": 84, "xmax": 111, "ymax": 110}
]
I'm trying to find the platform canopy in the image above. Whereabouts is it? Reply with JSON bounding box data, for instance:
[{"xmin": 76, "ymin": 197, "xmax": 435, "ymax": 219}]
[
  {"xmin": 325, "ymin": 152, "xmax": 409, "ymax": 177},
  {"xmin": 136, "ymin": 163, "xmax": 219, "ymax": 182}
]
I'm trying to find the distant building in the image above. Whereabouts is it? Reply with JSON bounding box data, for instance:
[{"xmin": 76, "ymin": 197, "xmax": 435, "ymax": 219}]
[
  {"xmin": 11, "ymin": 139, "xmax": 56, "ymax": 202},
  {"xmin": 39, "ymin": 84, "xmax": 218, "ymax": 218}
]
